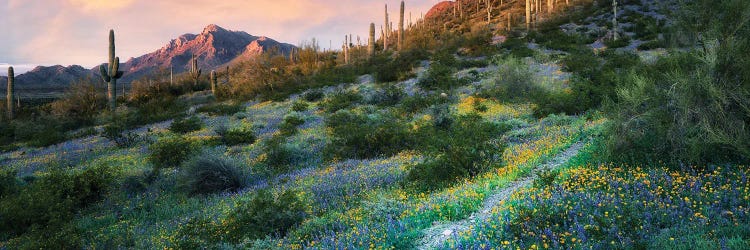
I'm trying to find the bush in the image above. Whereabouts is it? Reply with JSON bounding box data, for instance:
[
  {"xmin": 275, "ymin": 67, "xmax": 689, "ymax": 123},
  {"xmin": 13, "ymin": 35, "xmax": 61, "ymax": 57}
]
[
  {"xmin": 196, "ymin": 103, "xmax": 244, "ymax": 116},
  {"xmin": 177, "ymin": 154, "xmax": 244, "ymax": 196},
  {"xmin": 303, "ymin": 90, "xmax": 325, "ymax": 102},
  {"xmin": 366, "ymin": 84, "xmax": 405, "ymax": 106},
  {"xmin": 102, "ymin": 123, "xmax": 141, "ymax": 148},
  {"xmin": 169, "ymin": 116, "xmax": 203, "ymax": 134},
  {"xmin": 418, "ymin": 60, "xmax": 460, "ymax": 90},
  {"xmin": 325, "ymin": 109, "xmax": 413, "ymax": 159},
  {"xmin": 398, "ymin": 93, "xmax": 450, "ymax": 115},
  {"xmin": 407, "ymin": 114, "xmax": 506, "ymax": 189},
  {"xmin": 148, "ymin": 135, "xmax": 197, "ymax": 171},
  {"xmin": 372, "ymin": 48, "xmax": 429, "ymax": 82},
  {"xmin": 319, "ymin": 89, "xmax": 362, "ymax": 113},
  {"xmin": 291, "ymin": 101, "xmax": 309, "ymax": 112},
  {"xmin": 0, "ymin": 164, "xmax": 115, "ymax": 238},
  {"xmin": 279, "ymin": 114, "xmax": 305, "ymax": 136},
  {"xmin": 49, "ymin": 78, "xmax": 106, "ymax": 125},
  {"xmin": 603, "ymin": 1, "xmax": 750, "ymax": 164},
  {"xmin": 222, "ymin": 189, "xmax": 307, "ymax": 242},
  {"xmin": 262, "ymin": 135, "xmax": 299, "ymax": 173},
  {"xmin": 216, "ymin": 125, "xmax": 256, "ymax": 146}
]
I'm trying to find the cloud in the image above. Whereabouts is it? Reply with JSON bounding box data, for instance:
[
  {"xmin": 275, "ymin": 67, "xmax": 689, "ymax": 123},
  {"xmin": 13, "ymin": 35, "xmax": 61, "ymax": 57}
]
[
  {"xmin": 3, "ymin": 0, "xmax": 439, "ymax": 67},
  {"xmin": 0, "ymin": 64, "xmax": 40, "ymax": 76},
  {"xmin": 67, "ymin": 0, "xmax": 136, "ymax": 12}
]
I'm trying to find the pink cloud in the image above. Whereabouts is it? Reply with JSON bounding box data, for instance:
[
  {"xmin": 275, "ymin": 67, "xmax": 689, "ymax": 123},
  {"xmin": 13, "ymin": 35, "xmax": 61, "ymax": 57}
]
[{"xmin": 5, "ymin": 0, "xmax": 440, "ymax": 67}]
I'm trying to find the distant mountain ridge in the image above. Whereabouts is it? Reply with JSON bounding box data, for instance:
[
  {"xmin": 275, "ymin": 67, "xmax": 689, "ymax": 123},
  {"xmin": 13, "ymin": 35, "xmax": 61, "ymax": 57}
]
[{"xmin": 3, "ymin": 24, "xmax": 296, "ymax": 92}]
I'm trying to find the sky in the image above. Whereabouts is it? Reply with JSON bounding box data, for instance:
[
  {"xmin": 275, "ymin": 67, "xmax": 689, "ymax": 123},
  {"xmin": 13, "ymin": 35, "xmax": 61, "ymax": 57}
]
[{"xmin": 0, "ymin": 0, "xmax": 442, "ymax": 76}]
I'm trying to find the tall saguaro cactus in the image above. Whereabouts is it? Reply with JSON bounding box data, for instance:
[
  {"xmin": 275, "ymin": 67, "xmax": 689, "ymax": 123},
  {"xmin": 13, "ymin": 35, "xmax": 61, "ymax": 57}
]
[
  {"xmin": 398, "ymin": 0, "xmax": 405, "ymax": 51},
  {"xmin": 368, "ymin": 23, "xmax": 376, "ymax": 58},
  {"xmin": 189, "ymin": 54, "xmax": 202, "ymax": 88},
  {"xmin": 526, "ymin": 0, "xmax": 531, "ymax": 30},
  {"xmin": 6, "ymin": 66, "xmax": 14, "ymax": 119},
  {"xmin": 384, "ymin": 4, "xmax": 389, "ymax": 51},
  {"xmin": 100, "ymin": 29, "xmax": 124, "ymax": 112},
  {"xmin": 612, "ymin": 0, "xmax": 619, "ymax": 41},
  {"xmin": 210, "ymin": 70, "xmax": 217, "ymax": 95}
]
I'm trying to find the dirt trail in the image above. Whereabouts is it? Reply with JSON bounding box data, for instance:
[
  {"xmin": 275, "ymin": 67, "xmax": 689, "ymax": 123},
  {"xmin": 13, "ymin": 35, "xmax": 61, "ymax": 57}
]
[{"xmin": 417, "ymin": 141, "xmax": 585, "ymax": 250}]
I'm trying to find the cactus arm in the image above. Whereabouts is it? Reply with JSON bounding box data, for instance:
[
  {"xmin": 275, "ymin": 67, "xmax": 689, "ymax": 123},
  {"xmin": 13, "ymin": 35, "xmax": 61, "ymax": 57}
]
[
  {"xmin": 115, "ymin": 71, "xmax": 124, "ymax": 79},
  {"xmin": 100, "ymin": 65, "xmax": 111, "ymax": 82}
]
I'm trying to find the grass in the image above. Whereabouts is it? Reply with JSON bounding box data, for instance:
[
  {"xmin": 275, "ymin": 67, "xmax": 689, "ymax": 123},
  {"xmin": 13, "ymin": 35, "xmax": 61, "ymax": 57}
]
[{"xmin": 2, "ymin": 1, "xmax": 749, "ymax": 248}]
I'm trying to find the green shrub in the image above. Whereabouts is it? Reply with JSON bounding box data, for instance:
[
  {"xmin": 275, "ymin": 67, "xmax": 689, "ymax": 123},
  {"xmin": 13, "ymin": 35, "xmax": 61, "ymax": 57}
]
[
  {"xmin": 398, "ymin": 93, "xmax": 450, "ymax": 115},
  {"xmin": 196, "ymin": 103, "xmax": 244, "ymax": 116},
  {"xmin": 148, "ymin": 135, "xmax": 197, "ymax": 171},
  {"xmin": 603, "ymin": 37, "xmax": 631, "ymax": 49},
  {"xmin": 325, "ymin": 109, "xmax": 413, "ymax": 159},
  {"xmin": 223, "ymin": 189, "xmax": 307, "ymax": 242},
  {"xmin": 0, "ymin": 164, "xmax": 115, "ymax": 238},
  {"xmin": 49, "ymin": 78, "xmax": 107, "ymax": 125},
  {"xmin": 291, "ymin": 101, "xmax": 309, "ymax": 112},
  {"xmin": 303, "ymin": 90, "xmax": 325, "ymax": 102},
  {"xmin": 279, "ymin": 114, "xmax": 305, "ymax": 136},
  {"xmin": 418, "ymin": 60, "xmax": 460, "ymax": 90},
  {"xmin": 169, "ymin": 116, "xmax": 203, "ymax": 134},
  {"xmin": 407, "ymin": 114, "xmax": 506, "ymax": 189},
  {"xmin": 500, "ymin": 38, "xmax": 535, "ymax": 58},
  {"xmin": 372, "ymin": 48, "xmax": 429, "ymax": 82},
  {"xmin": 0, "ymin": 169, "xmax": 19, "ymax": 199},
  {"xmin": 216, "ymin": 126, "xmax": 256, "ymax": 146},
  {"xmin": 320, "ymin": 89, "xmax": 362, "ymax": 113},
  {"xmin": 102, "ymin": 123, "xmax": 141, "ymax": 148},
  {"xmin": 177, "ymin": 154, "xmax": 244, "ymax": 196},
  {"xmin": 366, "ymin": 84, "xmax": 405, "ymax": 106}
]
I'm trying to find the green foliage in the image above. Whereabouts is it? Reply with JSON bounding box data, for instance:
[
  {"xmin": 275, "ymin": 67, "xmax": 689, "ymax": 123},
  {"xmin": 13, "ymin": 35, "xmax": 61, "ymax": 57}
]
[
  {"xmin": 148, "ymin": 135, "xmax": 197, "ymax": 171},
  {"xmin": 320, "ymin": 89, "xmax": 362, "ymax": 113},
  {"xmin": 279, "ymin": 114, "xmax": 305, "ymax": 136},
  {"xmin": 417, "ymin": 51, "xmax": 461, "ymax": 90},
  {"xmin": 49, "ymin": 78, "xmax": 107, "ymax": 124},
  {"xmin": 398, "ymin": 93, "xmax": 450, "ymax": 115},
  {"xmin": 262, "ymin": 135, "xmax": 297, "ymax": 173},
  {"xmin": 499, "ymin": 38, "xmax": 535, "ymax": 58},
  {"xmin": 603, "ymin": 36, "xmax": 631, "ymax": 49},
  {"xmin": 366, "ymin": 84, "xmax": 405, "ymax": 106},
  {"xmin": 215, "ymin": 125, "xmax": 256, "ymax": 146},
  {"xmin": 291, "ymin": 100, "xmax": 309, "ymax": 112},
  {"xmin": 372, "ymin": 48, "xmax": 429, "ymax": 82},
  {"xmin": 0, "ymin": 165, "xmax": 115, "ymax": 240},
  {"xmin": 196, "ymin": 102, "xmax": 244, "ymax": 116},
  {"xmin": 169, "ymin": 116, "xmax": 203, "ymax": 134},
  {"xmin": 407, "ymin": 114, "xmax": 506, "ymax": 189},
  {"xmin": 606, "ymin": 0, "xmax": 750, "ymax": 165},
  {"xmin": 223, "ymin": 189, "xmax": 307, "ymax": 242},
  {"xmin": 479, "ymin": 56, "xmax": 541, "ymax": 102},
  {"xmin": 177, "ymin": 154, "xmax": 244, "ymax": 196},
  {"xmin": 303, "ymin": 90, "xmax": 325, "ymax": 102},
  {"xmin": 102, "ymin": 122, "xmax": 141, "ymax": 148},
  {"xmin": 325, "ymin": 109, "xmax": 413, "ymax": 160}
]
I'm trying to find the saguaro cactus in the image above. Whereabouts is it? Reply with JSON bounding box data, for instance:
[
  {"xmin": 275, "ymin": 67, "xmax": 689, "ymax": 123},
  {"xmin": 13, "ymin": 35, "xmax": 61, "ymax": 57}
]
[
  {"xmin": 526, "ymin": 0, "xmax": 531, "ymax": 30},
  {"xmin": 210, "ymin": 70, "xmax": 217, "ymax": 95},
  {"xmin": 6, "ymin": 66, "xmax": 14, "ymax": 119},
  {"xmin": 189, "ymin": 54, "xmax": 202, "ymax": 88},
  {"xmin": 398, "ymin": 0, "xmax": 405, "ymax": 51},
  {"xmin": 384, "ymin": 4, "xmax": 389, "ymax": 51},
  {"xmin": 225, "ymin": 66, "xmax": 230, "ymax": 84},
  {"xmin": 368, "ymin": 23, "xmax": 376, "ymax": 57},
  {"xmin": 487, "ymin": 0, "xmax": 493, "ymax": 24},
  {"xmin": 612, "ymin": 0, "xmax": 619, "ymax": 41},
  {"xmin": 100, "ymin": 29, "xmax": 124, "ymax": 112}
]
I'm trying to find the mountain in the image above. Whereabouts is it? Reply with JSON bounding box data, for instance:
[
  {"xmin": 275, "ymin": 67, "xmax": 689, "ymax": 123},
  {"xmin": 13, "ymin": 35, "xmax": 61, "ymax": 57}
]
[
  {"xmin": 0, "ymin": 65, "xmax": 95, "ymax": 91},
  {"xmin": 3, "ymin": 24, "xmax": 296, "ymax": 94},
  {"xmin": 115, "ymin": 24, "xmax": 296, "ymax": 82}
]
